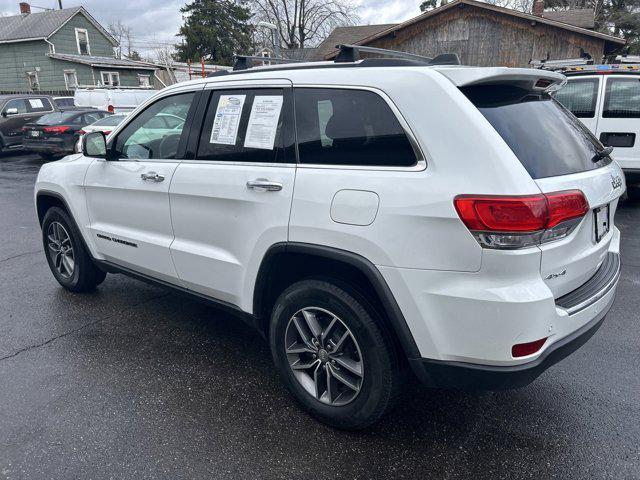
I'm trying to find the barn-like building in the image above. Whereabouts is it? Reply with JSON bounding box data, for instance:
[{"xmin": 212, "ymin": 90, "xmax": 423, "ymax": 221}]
[{"xmin": 322, "ymin": 0, "xmax": 625, "ymax": 67}]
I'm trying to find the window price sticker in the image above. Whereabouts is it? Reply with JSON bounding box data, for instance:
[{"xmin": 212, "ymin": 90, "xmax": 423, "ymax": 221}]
[
  {"xmin": 210, "ymin": 95, "xmax": 246, "ymax": 145},
  {"xmin": 244, "ymin": 96, "xmax": 284, "ymax": 150}
]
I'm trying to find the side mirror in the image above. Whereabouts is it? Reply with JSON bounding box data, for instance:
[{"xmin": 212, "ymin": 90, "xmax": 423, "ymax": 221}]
[
  {"xmin": 82, "ymin": 131, "xmax": 108, "ymax": 159},
  {"xmin": 3, "ymin": 107, "xmax": 19, "ymax": 116}
]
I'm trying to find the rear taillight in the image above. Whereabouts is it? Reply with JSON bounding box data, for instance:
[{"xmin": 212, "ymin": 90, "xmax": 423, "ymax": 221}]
[
  {"xmin": 108, "ymin": 105, "xmax": 114, "ymax": 113},
  {"xmin": 103, "ymin": 130, "xmax": 112, "ymax": 135},
  {"xmin": 454, "ymin": 190, "xmax": 589, "ymax": 249},
  {"xmin": 43, "ymin": 125, "xmax": 70, "ymax": 134},
  {"xmin": 78, "ymin": 129, "xmax": 86, "ymax": 135}
]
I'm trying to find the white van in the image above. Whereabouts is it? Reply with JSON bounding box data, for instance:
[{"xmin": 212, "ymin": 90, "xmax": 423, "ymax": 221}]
[
  {"xmin": 74, "ymin": 89, "xmax": 157, "ymax": 114},
  {"xmin": 553, "ymin": 64, "xmax": 640, "ymax": 196}
]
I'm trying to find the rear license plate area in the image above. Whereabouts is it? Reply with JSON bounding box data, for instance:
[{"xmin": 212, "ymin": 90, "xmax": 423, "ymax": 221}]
[
  {"xmin": 594, "ymin": 204, "xmax": 610, "ymax": 243},
  {"xmin": 30, "ymin": 131, "xmax": 40, "ymax": 138}
]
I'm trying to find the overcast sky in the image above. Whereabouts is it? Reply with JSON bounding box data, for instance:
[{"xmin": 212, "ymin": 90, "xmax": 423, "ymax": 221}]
[{"xmin": 0, "ymin": 0, "xmax": 422, "ymax": 56}]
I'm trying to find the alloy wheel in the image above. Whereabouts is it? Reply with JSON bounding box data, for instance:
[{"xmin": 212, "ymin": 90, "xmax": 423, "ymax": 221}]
[
  {"xmin": 47, "ymin": 221, "xmax": 75, "ymax": 279},
  {"xmin": 285, "ymin": 307, "xmax": 364, "ymax": 406}
]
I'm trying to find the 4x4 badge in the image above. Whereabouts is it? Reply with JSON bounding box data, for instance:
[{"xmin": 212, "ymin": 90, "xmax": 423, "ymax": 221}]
[{"xmin": 611, "ymin": 174, "xmax": 623, "ymax": 190}]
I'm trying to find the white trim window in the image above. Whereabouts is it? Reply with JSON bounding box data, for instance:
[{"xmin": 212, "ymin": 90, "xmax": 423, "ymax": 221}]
[
  {"xmin": 101, "ymin": 71, "xmax": 120, "ymax": 87},
  {"xmin": 75, "ymin": 28, "xmax": 90, "ymax": 55},
  {"xmin": 138, "ymin": 74, "xmax": 151, "ymax": 88},
  {"xmin": 64, "ymin": 69, "xmax": 78, "ymax": 89},
  {"xmin": 26, "ymin": 71, "xmax": 39, "ymax": 91}
]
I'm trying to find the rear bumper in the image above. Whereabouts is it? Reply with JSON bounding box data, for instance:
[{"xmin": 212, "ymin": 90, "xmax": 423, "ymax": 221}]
[
  {"xmin": 409, "ymin": 306, "xmax": 609, "ymax": 390},
  {"xmin": 23, "ymin": 138, "xmax": 75, "ymax": 154},
  {"xmin": 380, "ymin": 227, "xmax": 621, "ymax": 389}
]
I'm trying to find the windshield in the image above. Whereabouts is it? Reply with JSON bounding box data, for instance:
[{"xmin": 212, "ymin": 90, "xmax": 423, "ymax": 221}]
[
  {"xmin": 35, "ymin": 112, "xmax": 79, "ymax": 125},
  {"xmin": 461, "ymin": 85, "xmax": 611, "ymax": 179},
  {"xmin": 91, "ymin": 115, "xmax": 124, "ymax": 127}
]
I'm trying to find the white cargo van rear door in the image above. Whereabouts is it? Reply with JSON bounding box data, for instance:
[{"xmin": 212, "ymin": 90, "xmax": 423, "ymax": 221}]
[
  {"xmin": 553, "ymin": 75, "xmax": 602, "ymax": 133},
  {"xmin": 595, "ymin": 75, "xmax": 640, "ymax": 172}
]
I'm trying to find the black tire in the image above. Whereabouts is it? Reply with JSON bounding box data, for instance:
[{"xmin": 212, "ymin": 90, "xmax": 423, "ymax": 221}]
[
  {"xmin": 270, "ymin": 279, "xmax": 401, "ymax": 430},
  {"xmin": 627, "ymin": 185, "xmax": 640, "ymax": 201},
  {"xmin": 42, "ymin": 207, "xmax": 106, "ymax": 292}
]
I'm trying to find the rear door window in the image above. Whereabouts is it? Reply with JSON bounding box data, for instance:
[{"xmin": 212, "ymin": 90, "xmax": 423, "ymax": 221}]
[
  {"xmin": 462, "ymin": 85, "xmax": 610, "ymax": 179},
  {"xmin": 553, "ymin": 78, "xmax": 599, "ymax": 118},
  {"xmin": 26, "ymin": 97, "xmax": 53, "ymax": 113},
  {"xmin": 603, "ymin": 77, "xmax": 640, "ymax": 118},
  {"xmin": 294, "ymin": 88, "xmax": 417, "ymax": 167},
  {"xmin": 196, "ymin": 88, "xmax": 293, "ymax": 163}
]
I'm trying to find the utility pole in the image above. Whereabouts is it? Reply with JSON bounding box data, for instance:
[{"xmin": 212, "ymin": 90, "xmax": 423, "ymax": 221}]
[{"xmin": 58, "ymin": 0, "xmax": 63, "ymax": 8}]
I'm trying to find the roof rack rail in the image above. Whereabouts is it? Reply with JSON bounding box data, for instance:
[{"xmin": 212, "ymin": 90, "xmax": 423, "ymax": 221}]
[
  {"xmin": 334, "ymin": 44, "xmax": 460, "ymax": 66},
  {"xmin": 232, "ymin": 55, "xmax": 303, "ymax": 71},
  {"xmin": 530, "ymin": 49, "xmax": 594, "ymax": 70}
]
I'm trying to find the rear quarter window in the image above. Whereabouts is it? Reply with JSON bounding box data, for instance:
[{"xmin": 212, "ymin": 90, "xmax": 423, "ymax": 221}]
[
  {"xmin": 462, "ymin": 85, "xmax": 611, "ymax": 179},
  {"xmin": 603, "ymin": 77, "xmax": 640, "ymax": 118},
  {"xmin": 294, "ymin": 88, "xmax": 417, "ymax": 167},
  {"xmin": 553, "ymin": 78, "xmax": 599, "ymax": 118}
]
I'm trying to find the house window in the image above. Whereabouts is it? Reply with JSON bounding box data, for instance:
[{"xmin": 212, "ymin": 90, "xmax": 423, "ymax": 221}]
[
  {"xmin": 75, "ymin": 28, "xmax": 90, "ymax": 55},
  {"xmin": 101, "ymin": 71, "xmax": 120, "ymax": 87},
  {"xmin": 26, "ymin": 72, "xmax": 39, "ymax": 91},
  {"xmin": 260, "ymin": 50, "xmax": 271, "ymax": 66},
  {"xmin": 64, "ymin": 70, "xmax": 78, "ymax": 89},
  {"xmin": 138, "ymin": 75, "xmax": 151, "ymax": 88}
]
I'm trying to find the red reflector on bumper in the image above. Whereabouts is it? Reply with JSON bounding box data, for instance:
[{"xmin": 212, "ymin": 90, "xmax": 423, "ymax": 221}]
[{"xmin": 512, "ymin": 338, "xmax": 548, "ymax": 358}]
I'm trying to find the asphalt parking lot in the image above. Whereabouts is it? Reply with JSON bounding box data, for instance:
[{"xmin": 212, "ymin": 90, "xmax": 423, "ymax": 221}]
[{"xmin": 0, "ymin": 152, "xmax": 639, "ymax": 479}]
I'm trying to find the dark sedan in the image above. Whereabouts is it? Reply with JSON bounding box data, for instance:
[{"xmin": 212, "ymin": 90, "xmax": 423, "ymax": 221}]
[{"xmin": 22, "ymin": 109, "xmax": 111, "ymax": 159}]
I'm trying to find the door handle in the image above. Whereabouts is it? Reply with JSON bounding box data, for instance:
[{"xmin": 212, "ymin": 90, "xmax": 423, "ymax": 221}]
[
  {"xmin": 141, "ymin": 172, "xmax": 165, "ymax": 182},
  {"xmin": 246, "ymin": 178, "xmax": 283, "ymax": 192}
]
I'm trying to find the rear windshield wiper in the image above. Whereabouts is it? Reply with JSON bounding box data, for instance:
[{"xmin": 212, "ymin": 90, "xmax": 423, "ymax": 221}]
[{"xmin": 592, "ymin": 146, "xmax": 613, "ymax": 163}]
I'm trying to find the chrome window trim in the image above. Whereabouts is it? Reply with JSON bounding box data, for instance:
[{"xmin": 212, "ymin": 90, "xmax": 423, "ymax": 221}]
[{"xmin": 180, "ymin": 159, "xmax": 296, "ymax": 168}]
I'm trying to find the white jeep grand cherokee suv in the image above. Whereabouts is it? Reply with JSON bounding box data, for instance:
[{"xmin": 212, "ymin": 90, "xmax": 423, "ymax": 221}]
[{"xmin": 35, "ymin": 54, "xmax": 624, "ymax": 429}]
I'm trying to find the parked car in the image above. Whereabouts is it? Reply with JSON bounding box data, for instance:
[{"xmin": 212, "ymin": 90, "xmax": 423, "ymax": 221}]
[
  {"xmin": 74, "ymin": 88, "xmax": 157, "ymax": 114},
  {"xmin": 35, "ymin": 52, "xmax": 623, "ymax": 429},
  {"xmin": 53, "ymin": 97, "xmax": 75, "ymax": 109},
  {"xmin": 0, "ymin": 94, "xmax": 58, "ymax": 154},
  {"xmin": 80, "ymin": 113, "xmax": 128, "ymax": 136},
  {"xmin": 23, "ymin": 109, "xmax": 111, "ymax": 159},
  {"xmin": 552, "ymin": 63, "xmax": 640, "ymax": 197},
  {"xmin": 75, "ymin": 113, "xmax": 128, "ymax": 153}
]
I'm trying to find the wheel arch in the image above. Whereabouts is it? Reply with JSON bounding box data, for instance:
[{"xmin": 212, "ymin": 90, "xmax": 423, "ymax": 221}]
[
  {"xmin": 36, "ymin": 190, "xmax": 71, "ymax": 226},
  {"xmin": 253, "ymin": 242, "xmax": 421, "ymax": 360}
]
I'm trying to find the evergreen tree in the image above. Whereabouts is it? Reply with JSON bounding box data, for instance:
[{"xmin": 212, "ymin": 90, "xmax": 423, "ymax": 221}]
[{"xmin": 176, "ymin": 0, "xmax": 253, "ymax": 65}]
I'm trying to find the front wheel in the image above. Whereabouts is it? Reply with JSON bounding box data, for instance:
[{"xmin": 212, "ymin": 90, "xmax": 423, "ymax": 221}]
[
  {"xmin": 42, "ymin": 207, "xmax": 106, "ymax": 292},
  {"xmin": 270, "ymin": 279, "xmax": 401, "ymax": 429}
]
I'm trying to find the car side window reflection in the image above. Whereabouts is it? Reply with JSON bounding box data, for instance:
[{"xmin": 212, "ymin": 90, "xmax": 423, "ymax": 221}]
[
  {"xmin": 113, "ymin": 92, "xmax": 194, "ymax": 160},
  {"xmin": 3, "ymin": 99, "xmax": 28, "ymax": 114}
]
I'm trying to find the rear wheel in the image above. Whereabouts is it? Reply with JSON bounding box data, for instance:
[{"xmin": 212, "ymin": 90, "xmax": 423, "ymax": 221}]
[
  {"xmin": 270, "ymin": 279, "xmax": 401, "ymax": 429},
  {"xmin": 42, "ymin": 207, "xmax": 106, "ymax": 292}
]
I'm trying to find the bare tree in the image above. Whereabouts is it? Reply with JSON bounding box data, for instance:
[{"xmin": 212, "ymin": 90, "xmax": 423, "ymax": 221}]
[
  {"xmin": 484, "ymin": 0, "xmax": 534, "ymax": 12},
  {"xmin": 250, "ymin": 0, "xmax": 359, "ymax": 50},
  {"xmin": 107, "ymin": 20, "xmax": 133, "ymax": 59}
]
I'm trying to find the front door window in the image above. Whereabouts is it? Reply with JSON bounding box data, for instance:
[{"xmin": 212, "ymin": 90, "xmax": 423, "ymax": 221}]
[{"xmin": 113, "ymin": 92, "xmax": 195, "ymax": 160}]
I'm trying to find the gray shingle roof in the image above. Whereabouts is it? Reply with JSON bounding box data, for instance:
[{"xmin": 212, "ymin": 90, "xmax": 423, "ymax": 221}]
[
  {"xmin": 542, "ymin": 9, "xmax": 595, "ymax": 29},
  {"xmin": 0, "ymin": 7, "xmax": 82, "ymax": 42},
  {"xmin": 314, "ymin": 24, "xmax": 398, "ymax": 60},
  {"xmin": 49, "ymin": 53, "xmax": 156, "ymax": 70}
]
